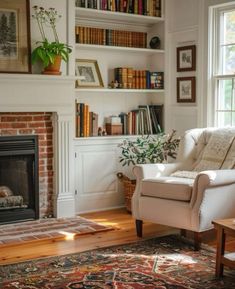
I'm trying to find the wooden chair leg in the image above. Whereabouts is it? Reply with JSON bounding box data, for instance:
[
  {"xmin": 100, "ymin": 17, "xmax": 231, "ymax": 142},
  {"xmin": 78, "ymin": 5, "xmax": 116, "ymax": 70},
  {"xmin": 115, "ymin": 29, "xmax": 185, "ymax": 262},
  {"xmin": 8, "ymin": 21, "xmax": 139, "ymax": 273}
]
[
  {"xmin": 136, "ymin": 220, "xmax": 143, "ymax": 237},
  {"xmin": 194, "ymin": 232, "xmax": 201, "ymax": 251}
]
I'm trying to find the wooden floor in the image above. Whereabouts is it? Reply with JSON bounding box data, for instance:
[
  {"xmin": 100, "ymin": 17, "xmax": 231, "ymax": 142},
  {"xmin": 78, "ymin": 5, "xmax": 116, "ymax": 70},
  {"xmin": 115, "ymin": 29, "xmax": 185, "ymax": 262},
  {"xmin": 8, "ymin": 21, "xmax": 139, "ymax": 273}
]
[{"xmin": 0, "ymin": 208, "xmax": 235, "ymax": 266}]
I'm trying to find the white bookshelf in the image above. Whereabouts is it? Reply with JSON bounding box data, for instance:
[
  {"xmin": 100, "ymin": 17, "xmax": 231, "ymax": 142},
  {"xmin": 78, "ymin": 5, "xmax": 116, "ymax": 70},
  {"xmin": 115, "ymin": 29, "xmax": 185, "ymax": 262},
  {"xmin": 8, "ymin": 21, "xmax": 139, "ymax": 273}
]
[
  {"xmin": 75, "ymin": 7, "xmax": 164, "ymax": 27},
  {"xmin": 73, "ymin": 1, "xmax": 165, "ymax": 213},
  {"xmin": 76, "ymin": 43, "xmax": 165, "ymax": 55}
]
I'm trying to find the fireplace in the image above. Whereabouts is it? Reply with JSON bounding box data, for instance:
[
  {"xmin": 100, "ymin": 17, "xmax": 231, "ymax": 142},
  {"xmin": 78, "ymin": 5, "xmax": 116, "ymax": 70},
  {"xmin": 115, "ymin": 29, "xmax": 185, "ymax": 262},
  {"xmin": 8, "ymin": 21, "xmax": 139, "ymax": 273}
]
[
  {"xmin": 0, "ymin": 75, "xmax": 76, "ymax": 218},
  {"xmin": 0, "ymin": 135, "xmax": 39, "ymax": 224}
]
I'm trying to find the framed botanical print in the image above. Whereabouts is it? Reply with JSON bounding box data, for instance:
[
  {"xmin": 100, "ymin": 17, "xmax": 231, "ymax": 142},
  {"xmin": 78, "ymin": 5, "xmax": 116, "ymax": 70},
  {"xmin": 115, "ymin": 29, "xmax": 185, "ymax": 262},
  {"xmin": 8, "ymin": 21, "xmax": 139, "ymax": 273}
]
[
  {"xmin": 0, "ymin": 0, "xmax": 31, "ymax": 73},
  {"xmin": 177, "ymin": 45, "xmax": 196, "ymax": 72},
  {"xmin": 75, "ymin": 59, "xmax": 104, "ymax": 88},
  {"xmin": 177, "ymin": 77, "xmax": 196, "ymax": 103}
]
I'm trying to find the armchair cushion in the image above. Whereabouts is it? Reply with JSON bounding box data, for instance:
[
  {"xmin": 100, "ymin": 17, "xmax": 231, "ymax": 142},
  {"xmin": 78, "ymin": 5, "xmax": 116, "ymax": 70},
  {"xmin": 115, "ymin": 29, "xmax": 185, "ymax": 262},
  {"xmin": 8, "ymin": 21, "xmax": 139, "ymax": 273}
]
[{"xmin": 142, "ymin": 176, "xmax": 194, "ymax": 201}]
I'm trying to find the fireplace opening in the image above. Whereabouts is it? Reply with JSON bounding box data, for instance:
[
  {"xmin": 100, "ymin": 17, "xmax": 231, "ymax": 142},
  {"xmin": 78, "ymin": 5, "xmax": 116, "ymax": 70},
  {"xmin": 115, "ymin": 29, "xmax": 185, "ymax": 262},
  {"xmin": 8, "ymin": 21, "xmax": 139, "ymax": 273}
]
[{"xmin": 0, "ymin": 135, "xmax": 39, "ymax": 224}]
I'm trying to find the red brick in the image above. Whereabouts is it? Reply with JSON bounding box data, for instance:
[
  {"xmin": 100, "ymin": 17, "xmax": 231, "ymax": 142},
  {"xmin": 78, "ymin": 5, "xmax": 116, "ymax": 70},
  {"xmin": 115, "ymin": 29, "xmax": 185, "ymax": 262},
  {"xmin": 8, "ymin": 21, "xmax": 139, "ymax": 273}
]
[
  {"xmin": 38, "ymin": 135, "xmax": 46, "ymax": 140},
  {"xmin": 39, "ymin": 159, "xmax": 45, "ymax": 165},
  {"xmin": 45, "ymin": 121, "xmax": 53, "ymax": 127},
  {"xmin": 39, "ymin": 152, "xmax": 53, "ymax": 159},
  {"xmin": 0, "ymin": 116, "xmax": 18, "ymax": 122},
  {"xmin": 33, "ymin": 115, "xmax": 51, "ymax": 121},
  {"xmin": 11, "ymin": 122, "xmax": 27, "ymax": 128},
  {"xmin": 39, "ymin": 140, "xmax": 53, "ymax": 146},
  {"xmin": 18, "ymin": 129, "xmax": 34, "ymax": 134},
  {"xmin": 0, "ymin": 123, "xmax": 12, "ymax": 129},
  {"xmin": 34, "ymin": 128, "xmax": 48, "ymax": 134},
  {"xmin": 28, "ymin": 122, "xmax": 45, "ymax": 128},
  {"xmin": 0, "ymin": 129, "xmax": 18, "ymax": 135}
]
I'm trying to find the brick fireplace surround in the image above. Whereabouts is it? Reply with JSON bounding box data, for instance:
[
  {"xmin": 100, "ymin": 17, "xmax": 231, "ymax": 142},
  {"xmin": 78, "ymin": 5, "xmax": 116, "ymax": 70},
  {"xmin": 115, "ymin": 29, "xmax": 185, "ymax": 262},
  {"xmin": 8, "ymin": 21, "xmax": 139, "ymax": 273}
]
[
  {"xmin": 0, "ymin": 74, "xmax": 76, "ymax": 219},
  {"xmin": 0, "ymin": 112, "xmax": 54, "ymax": 217}
]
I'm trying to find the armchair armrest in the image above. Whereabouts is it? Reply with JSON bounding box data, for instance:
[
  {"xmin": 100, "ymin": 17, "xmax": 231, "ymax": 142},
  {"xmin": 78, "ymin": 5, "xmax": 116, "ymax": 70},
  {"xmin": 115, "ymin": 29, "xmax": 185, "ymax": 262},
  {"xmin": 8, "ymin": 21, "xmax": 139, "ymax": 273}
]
[
  {"xmin": 133, "ymin": 163, "xmax": 182, "ymax": 180},
  {"xmin": 191, "ymin": 170, "xmax": 235, "ymax": 208}
]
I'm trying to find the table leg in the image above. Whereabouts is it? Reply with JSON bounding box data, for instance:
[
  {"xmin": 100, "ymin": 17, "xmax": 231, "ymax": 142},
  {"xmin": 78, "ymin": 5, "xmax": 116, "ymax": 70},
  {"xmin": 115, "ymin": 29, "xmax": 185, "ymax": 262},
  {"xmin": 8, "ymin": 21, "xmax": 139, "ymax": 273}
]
[{"xmin": 215, "ymin": 227, "xmax": 225, "ymax": 278}]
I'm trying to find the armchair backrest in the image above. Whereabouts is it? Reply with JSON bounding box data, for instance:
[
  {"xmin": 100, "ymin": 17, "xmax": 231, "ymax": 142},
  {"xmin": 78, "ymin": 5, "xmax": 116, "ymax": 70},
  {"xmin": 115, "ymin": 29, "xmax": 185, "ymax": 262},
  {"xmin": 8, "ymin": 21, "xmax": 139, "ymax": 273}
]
[{"xmin": 176, "ymin": 127, "xmax": 235, "ymax": 171}]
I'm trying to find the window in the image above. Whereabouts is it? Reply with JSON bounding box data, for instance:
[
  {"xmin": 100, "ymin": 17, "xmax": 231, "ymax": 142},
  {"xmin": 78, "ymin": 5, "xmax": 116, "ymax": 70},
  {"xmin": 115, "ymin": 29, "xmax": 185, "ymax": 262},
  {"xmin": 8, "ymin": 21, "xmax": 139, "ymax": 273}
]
[{"xmin": 209, "ymin": 3, "xmax": 235, "ymax": 126}]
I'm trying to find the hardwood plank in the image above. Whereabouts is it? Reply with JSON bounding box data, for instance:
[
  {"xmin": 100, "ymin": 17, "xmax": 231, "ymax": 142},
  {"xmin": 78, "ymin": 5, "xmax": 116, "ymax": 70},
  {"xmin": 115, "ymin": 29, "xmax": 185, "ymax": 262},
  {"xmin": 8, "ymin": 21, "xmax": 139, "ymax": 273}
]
[{"xmin": 0, "ymin": 208, "xmax": 235, "ymax": 265}]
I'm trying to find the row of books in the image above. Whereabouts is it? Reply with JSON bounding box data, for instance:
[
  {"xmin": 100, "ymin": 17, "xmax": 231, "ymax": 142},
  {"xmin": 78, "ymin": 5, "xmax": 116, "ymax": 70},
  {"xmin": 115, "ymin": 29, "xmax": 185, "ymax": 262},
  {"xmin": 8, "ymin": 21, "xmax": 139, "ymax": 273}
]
[
  {"xmin": 119, "ymin": 104, "xmax": 163, "ymax": 135},
  {"xmin": 76, "ymin": 102, "xmax": 99, "ymax": 137},
  {"xmin": 75, "ymin": 26, "xmax": 147, "ymax": 48},
  {"xmin": 114, "ymin": 68, "xmax": 164, "ymax": 89},
  {"xmin": 76, "ymin": 0, "xmax": 161, "ymax": 17}
]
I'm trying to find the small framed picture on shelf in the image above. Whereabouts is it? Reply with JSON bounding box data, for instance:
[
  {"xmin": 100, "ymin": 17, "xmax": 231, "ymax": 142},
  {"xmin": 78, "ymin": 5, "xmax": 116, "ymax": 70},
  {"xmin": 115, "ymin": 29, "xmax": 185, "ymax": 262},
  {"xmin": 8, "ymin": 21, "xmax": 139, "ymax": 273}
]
[
  {"xmin": 75, "ymin": 59, "xmax": 104, "ymax": 88},
  {"xmin": 0, "ymin": 0, "xmax": 31, "ymax": 73},
  {"xmin": 177, "ymin": 77, "xmax": 196, "ymax": 103},
  {"xmin": 177, "ymin": 45, "xmax": 196, "ymax": 72}
]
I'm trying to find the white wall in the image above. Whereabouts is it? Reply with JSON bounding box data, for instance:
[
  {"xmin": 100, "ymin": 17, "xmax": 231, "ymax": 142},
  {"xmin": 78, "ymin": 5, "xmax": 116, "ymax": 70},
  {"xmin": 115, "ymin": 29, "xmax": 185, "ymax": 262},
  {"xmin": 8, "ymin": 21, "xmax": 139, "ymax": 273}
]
[
  {"xmin": 165, "ymin": 0, "xmax": 232, "ymax": 136},
  {"xmin": 165, "ymin": 0, "xmax": 200, "ymax": 136}
]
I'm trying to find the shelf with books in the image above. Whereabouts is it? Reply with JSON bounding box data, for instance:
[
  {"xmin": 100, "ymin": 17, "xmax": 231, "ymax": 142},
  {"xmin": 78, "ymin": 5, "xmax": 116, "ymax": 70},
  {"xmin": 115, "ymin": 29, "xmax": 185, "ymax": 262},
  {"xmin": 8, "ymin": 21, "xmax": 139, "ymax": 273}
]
[
  {"xmin": 76, "ymin": 43, "xmax": 164, "ymax": 54},
  {"xmin": 75, "ymin": 100, "xmax": 163, "ymax": 138},
  {"xmin": 75, "ymin": 7, "xmax": 164, "ymax": 27}
]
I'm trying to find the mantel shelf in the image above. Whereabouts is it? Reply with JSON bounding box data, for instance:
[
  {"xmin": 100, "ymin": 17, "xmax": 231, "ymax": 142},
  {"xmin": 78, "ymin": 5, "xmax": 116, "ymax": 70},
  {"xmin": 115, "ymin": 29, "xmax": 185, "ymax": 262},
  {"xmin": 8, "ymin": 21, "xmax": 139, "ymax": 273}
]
[
  {"xmin": 75, "ymin": 7, "xmax": 164, "ymax": 27},
  {"xmin": 0, "ymin": 73, "xmax": 76, "ymax": 83},
  {"xmin": 75, "ymin": 88, "xmax": 164, "ymax": 93},
  {"xmin": 76, "ymin": 44, "xmax": 164, "ymax": 54}
]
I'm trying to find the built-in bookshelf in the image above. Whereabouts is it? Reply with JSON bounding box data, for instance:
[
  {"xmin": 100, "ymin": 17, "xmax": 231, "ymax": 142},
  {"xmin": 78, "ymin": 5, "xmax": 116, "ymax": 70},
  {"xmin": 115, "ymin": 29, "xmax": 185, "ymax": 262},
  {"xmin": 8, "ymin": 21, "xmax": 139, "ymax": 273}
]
[
  {"xmin": 74, "ymin": 0, "xmax": 165, "ymax": 139},
  {"xmin": 73, "ymin": 0, "xmax": 165, "ymax": 213}
]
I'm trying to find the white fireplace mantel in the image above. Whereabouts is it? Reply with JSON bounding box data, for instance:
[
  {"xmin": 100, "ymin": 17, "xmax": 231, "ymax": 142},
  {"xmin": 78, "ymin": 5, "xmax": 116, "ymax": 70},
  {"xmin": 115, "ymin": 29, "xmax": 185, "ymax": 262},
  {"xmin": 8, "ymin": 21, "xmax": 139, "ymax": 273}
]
[{"xmin": 0, "ymin": 74, "xmax": 76, "ymax": 218}]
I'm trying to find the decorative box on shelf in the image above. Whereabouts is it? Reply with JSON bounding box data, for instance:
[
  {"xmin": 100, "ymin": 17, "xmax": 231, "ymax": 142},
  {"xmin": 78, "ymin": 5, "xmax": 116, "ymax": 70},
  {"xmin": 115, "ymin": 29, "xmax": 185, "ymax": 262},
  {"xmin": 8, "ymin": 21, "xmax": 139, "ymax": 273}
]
[{"xmin": 106, "ymin": 124, "xmax": 122, "ymax": 135}]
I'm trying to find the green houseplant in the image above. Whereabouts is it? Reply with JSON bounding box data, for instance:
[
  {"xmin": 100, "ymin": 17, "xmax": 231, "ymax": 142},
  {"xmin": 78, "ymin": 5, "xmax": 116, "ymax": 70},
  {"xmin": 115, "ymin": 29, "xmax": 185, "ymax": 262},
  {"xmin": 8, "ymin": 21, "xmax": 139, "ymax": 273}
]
[
  {"xmin": 117, "ymin": 131, "xmax": 180, "ymax": 212},
  {"xmin": 31, "ymin": 6, "xmax": 72, "ymax": 74},
  {"xmin": 119, "ymin": 130, "xmax": 180, "ymax": 166}
]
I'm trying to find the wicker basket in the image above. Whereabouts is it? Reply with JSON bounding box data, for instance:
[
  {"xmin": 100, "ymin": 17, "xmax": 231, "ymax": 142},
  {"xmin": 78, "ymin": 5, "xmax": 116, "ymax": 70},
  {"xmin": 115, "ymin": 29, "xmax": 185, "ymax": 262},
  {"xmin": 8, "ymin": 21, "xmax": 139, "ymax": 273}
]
[{"xmin": 117, "ymin": 172, "xmax": 136, "ymax": 213}]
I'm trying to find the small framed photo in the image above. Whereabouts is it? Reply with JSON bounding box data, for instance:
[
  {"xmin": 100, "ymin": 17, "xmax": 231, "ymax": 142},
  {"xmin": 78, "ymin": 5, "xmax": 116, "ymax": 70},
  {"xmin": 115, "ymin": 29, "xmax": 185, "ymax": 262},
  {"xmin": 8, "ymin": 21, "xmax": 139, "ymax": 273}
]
[
  {"xmin": 177, "ymin": 77, "xmax": 196, "ymax": 103},
  {"xmin": 177, "ymin": 45, "xmax": 196, "ymax": 72},
  {"xmin": 75, "ymin": 59, "xmax": 104, "ymax": 88},
  {"xmin": 0, "ymin": 0, "xmax": 31, "ymax": 73}
]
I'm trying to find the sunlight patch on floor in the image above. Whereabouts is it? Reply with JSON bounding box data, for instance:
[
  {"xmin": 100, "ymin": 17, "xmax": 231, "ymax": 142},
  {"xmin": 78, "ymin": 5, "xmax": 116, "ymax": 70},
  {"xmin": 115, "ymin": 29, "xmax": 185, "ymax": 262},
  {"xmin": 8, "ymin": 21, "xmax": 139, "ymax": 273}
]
[{"xmin": 59, "ymin": 231, "xmax": 76, "ymax": 241}]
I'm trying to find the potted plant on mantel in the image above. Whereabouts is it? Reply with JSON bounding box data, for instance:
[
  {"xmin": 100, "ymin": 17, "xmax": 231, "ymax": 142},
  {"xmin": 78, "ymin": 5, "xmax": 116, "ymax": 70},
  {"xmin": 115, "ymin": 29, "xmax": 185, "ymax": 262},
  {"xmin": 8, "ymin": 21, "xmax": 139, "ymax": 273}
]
[
  {"xmin": 31, "ymin": 6, "xmax": 72, "ymax": 75},
  {"xmin": 117, "ymin": 130, "xmax": 180, "ymax": 212}
]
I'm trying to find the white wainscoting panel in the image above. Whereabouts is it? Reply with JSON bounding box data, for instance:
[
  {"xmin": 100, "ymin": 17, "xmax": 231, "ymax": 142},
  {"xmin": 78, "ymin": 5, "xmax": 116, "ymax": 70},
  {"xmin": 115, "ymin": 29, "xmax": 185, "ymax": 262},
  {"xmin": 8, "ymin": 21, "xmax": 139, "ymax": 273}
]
[{"xmin": 74, "ymin": 142, "xmax": 125, "ymax": 213}]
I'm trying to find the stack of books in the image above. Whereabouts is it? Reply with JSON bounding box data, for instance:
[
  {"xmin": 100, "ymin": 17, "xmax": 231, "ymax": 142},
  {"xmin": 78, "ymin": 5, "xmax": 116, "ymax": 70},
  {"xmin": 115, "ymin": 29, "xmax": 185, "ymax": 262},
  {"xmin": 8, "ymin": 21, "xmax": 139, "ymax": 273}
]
[
  {"xmin": 76, "ymin": 101, "xmax": 99, "ymax": 137},
  {"xmin": 114, "ymin": 68, "xmax": 164, "ymax": 89},
  {"xmin": 76, "ymin": 26, "xmax": 147, "ymax": 48},
  {"xmin": 119, "ymin": 104, "xmax": 163, "ymax": 135},
  {"xmin": 76, "ymin": 0, "xmax": 162, "ymax": 17}
]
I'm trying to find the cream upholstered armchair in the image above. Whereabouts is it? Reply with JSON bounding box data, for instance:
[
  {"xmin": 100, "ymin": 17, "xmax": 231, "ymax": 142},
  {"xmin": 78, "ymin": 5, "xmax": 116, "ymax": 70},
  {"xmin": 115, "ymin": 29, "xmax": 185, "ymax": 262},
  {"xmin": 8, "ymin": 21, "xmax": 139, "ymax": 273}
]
[{"xmin": 132, "ymin": 127, "xmax": 235, "ymax": 249}]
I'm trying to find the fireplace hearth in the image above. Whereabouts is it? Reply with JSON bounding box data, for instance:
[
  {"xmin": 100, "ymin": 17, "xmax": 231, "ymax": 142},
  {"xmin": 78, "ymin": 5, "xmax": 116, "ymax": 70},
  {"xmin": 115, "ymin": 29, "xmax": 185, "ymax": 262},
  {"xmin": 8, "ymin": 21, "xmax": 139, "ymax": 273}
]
[{"xmin": 0, "ymin": 135, "xmax": 39, "ymax": 224}]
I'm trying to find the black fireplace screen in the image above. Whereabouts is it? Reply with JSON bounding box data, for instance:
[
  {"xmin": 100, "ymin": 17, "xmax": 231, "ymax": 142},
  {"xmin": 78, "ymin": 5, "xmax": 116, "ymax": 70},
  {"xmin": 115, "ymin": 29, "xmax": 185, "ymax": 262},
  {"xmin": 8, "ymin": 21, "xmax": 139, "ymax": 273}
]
[{"xmin": 0, "ymin": 136, "xmax": 39, "ymax": 224}]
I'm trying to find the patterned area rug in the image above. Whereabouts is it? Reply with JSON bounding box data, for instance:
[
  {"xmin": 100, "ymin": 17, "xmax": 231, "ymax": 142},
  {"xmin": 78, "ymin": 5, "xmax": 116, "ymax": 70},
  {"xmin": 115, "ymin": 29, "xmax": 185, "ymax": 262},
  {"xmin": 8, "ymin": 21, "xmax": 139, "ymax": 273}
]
[
  {"xmin": 0, "ymin": 235, "xmax": 235, "ymax": 289},
  {"xmin": 0, "ymin": 216, "xmax": 113, "ymax": 246}
]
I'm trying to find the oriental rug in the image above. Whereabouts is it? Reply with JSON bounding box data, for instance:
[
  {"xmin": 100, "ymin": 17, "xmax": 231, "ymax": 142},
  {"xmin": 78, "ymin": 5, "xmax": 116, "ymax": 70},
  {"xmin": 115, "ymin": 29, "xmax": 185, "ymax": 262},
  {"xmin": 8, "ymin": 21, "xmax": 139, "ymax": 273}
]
[
  {"xmin": 0, "ymin": 216, "xmax": 113, "ymax": 246},
  {"xmin": 0, "ymin": 235, "xmax": 235, "ymax": 289}
]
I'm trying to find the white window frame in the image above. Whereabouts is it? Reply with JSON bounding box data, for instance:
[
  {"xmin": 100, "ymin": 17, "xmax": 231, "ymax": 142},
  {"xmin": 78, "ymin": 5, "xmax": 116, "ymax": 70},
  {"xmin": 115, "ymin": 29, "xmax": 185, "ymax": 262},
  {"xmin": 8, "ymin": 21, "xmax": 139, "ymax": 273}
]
[{"xmin": 208, "ymin": 1, "xmax": 235, "ymax": 127}]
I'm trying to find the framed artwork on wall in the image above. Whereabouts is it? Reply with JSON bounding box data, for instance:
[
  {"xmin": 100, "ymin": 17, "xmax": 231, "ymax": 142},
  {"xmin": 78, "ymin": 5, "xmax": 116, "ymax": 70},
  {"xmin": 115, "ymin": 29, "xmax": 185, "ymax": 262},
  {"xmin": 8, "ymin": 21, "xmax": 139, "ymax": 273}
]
[
  {"xmin": 177, "ymin": 77, "xmax": 196, "ymax": 103},
  {"xmin": 75, "ymin": 59, "xmax": 104, "ymax": 88},
  {"xmin": 177, "ymin": 45, "xmax": 196, "ymax": 72},
  {"xmin": 0, "ymin": 0, "xmax": 31, "ymax": 73}
]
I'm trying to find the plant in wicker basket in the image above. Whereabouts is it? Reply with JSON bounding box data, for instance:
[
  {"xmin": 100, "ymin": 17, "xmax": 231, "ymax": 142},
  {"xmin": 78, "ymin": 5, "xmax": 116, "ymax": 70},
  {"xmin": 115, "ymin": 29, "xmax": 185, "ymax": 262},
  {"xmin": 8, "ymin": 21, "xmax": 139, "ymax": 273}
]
[{"xmin": 117, "ymin": 130, "xmax": 180, "ymax": 212}]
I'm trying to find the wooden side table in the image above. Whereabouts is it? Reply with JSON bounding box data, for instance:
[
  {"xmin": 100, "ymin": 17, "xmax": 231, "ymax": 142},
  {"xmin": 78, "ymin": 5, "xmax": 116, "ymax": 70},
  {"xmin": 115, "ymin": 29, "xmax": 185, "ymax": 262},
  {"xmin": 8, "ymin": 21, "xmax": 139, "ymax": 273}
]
[{"xmin": 212, "ymin": 219, "xmax": 235, "ymax": 278}]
